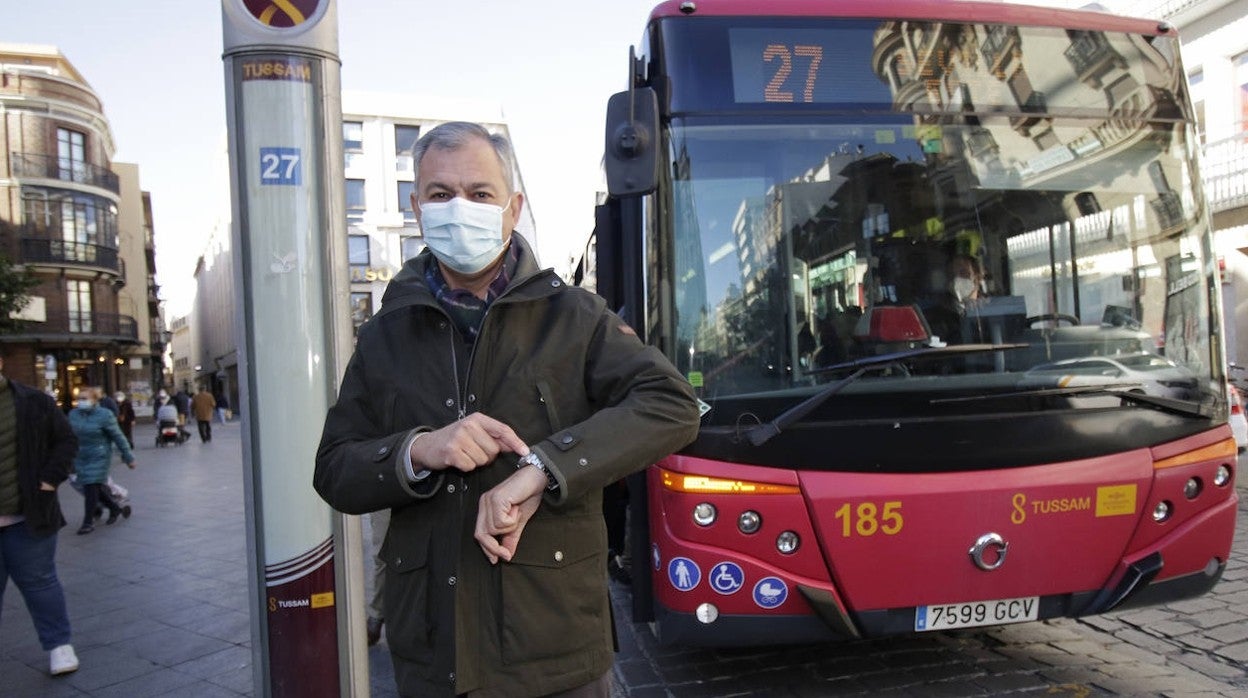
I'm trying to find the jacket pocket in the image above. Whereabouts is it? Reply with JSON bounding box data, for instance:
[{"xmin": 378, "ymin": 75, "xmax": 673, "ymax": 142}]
[
  {"xmin": 380, "ymin": 523, "xmax": 434, "ymax": 662},
  {"xmin": 535, "ymin": 378, "xmax": 563, "ymax": 433},
  {"xmin": 499, "ymin": 514, "xmax": 608, "ymax": 665}
]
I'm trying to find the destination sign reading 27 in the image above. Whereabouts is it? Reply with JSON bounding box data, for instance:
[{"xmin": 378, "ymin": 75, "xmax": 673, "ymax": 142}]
[{"xmin": 728, "ymin": 26, "xmax": 888, "ymax": 106}]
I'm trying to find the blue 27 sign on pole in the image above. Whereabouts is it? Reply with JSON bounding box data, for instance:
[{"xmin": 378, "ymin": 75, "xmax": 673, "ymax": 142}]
[{"xmin": 259, "ymin": 147, "xmax": 303, "ymax": 186}]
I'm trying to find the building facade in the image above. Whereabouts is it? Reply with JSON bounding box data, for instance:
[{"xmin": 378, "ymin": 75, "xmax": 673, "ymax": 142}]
[{"xmin": 0, "ymin": 44, "xmax": 164, "ymax": 408}]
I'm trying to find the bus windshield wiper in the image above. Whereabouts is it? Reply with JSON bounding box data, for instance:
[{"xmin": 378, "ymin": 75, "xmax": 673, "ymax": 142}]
[
  {"xmin": 805, "ymin": 343, "xmax": 1029, "ymax": 375},
  {"xmin": 746, "ymin": 343, "xmax": 1028, "ymax": 446},
  {"xmin": 935, "ymin": 383, "xmax": 1211, "ymax": 419}
]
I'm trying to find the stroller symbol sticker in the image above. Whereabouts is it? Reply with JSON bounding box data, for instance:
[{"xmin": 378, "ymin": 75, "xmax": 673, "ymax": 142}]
[
  {"xmin": 753, "ymin": 577, "xmax": 788, "ymax": 609},
  {"xmin": 668, "ymin": 557, "xmax": 700, "ymax": 591},
  {"xmin": 709, "ymin": 562, "xmax": 744, "ymax": 595}
]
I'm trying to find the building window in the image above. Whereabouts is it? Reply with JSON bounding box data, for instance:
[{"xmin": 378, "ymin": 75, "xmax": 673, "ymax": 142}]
[
  {"xmin": 346, "ymin": 179, "xmax": 366, "ymax": 220},
  {"xmin": 350, "ymin": 292, "xmax": 373, "ymax": 333},
  {"xmin": 401, "ymin": 235, "xmax": 424, "ymax": 261},
  {"xmin": 397, "ymin": 182, "xmax": 416, "ymax": 222},
  {"xmin": 395, "ymin": 124, "xmax": 421, "ymax": 171},
  {"xmin": 348, "ymin": 234, "xmax": 370, "ymax": 274},
  {"xmin": 22, "ymin": 190, "xmax": 117, "ymax": 245},
  {"xmin": 67, "ymin": 279, "xmax": 92, "ymax": 333},
  {"xmin": 344, "ymin": 121, "xmax": 364, "ymax": 169},
  {"xmin": 1237, "ymin": 53, "xmax": 1248, "ymax": 134},
  {"xmin": 57, "ymin": 128, "xmax": 86, "ymax": 183},
  {"xmin": 343, "ymin": 121, "xmax": 363, "ymax": 151}
]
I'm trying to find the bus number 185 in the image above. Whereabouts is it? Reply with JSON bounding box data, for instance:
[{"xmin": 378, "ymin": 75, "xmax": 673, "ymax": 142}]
[{"xmin": 834, "ymin": 501, "xmax": 904, "ymax": 537}]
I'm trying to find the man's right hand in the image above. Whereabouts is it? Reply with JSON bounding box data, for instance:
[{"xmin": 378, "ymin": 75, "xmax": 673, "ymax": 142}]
[{"xmin": 409, "ymin": 413, "xmax": 527, "ymax": 474}]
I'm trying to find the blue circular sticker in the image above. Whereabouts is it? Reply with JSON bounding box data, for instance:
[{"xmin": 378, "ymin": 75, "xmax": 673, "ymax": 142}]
[
  {"xmin": 708, "ymin": 561, "xmax": 745, "ymax": 595},
  {"xmin": 752, "ymin": 576, "xmax": 788, "ymax": 609},
  {"xmin": 667, "ymin": 557, "xmax": 701, "ymax": 592}
]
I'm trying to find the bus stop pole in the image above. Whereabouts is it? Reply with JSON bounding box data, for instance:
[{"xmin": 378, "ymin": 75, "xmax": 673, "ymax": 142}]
[{"xmin": 221, "ymin": 1, "xmax": 367, "ymax": 695}]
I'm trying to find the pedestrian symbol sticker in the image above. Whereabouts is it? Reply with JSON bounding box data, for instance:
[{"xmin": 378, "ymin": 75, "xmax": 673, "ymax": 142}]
[
  {"xmin": 753, "ymin": 577, "xmax": 788, "ymax": 608},
  {"xmin": 709, "ymin": 561, "xmax": 744, "ymax": 595},
  {"xmin": 652, "ymin": 543, "xmax": 661, "ymax": 571},
  {"xmin": 668, "ymin": 557, "xmax": 700, "ymax": 591}
]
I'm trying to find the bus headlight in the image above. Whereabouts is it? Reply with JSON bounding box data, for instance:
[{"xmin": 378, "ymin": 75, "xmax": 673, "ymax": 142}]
[
  {"xmin": 1152, "ymin": 501, "xmax": 1172, "ymax": 522},
  {"xmin": 738, "ymin": 510, "xmax": 761, "ymax": 534},
  {"xmin": 1183, "ymin": 477, "xmax": 1202, "ymax": 500},
  {"xmin": 776, "ymin": 530, "xmax": 800, "ymax": 554},
  {"xmin": 693, "ymin": 503, "xmax": 717, "ymax": 526},
  {"xmin": 1214, "ymin": 465, "xmax": 1232, "ymax": 487}
]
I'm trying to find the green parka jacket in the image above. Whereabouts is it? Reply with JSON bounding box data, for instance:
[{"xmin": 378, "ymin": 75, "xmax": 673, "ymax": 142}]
[{"xmin": 314, "ymin": 236, "xmax": 700, "ymax": 697}]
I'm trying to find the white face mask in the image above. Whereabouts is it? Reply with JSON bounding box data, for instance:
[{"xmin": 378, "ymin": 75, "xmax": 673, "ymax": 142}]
[
  {"xmin": 77, "ymin": 398, "xmax": 94, "ymax": 410},
  {"xmin": 419, "ymin": 196, "xmax": 512, "ymax": 274},
  {"xmin": 953, "ymin": 276, "xmax": 977, "ymax": 302}
]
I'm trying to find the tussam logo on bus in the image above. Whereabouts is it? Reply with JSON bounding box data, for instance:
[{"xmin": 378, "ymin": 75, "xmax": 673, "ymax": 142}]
[{"xmin": 1010, "ymin": 493, "xmax": 1091, "ymax": 524}]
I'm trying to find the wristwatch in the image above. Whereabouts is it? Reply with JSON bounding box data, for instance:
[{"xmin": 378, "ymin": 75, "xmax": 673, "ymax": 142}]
[{"xmin": 517, "ymin": 451, "xmax": 559, "ymax": 493}]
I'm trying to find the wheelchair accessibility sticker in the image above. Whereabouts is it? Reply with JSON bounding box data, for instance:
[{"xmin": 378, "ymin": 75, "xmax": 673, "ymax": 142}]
[
  {"xmin": 709, "ymin": 562, "xmax": 745, "ymax": 595},
  {"xmin": 668, "ymin": 557, "xmax": 700, "ymax": 591},
  {"xmin": 753, "ymin": 577, "xmax": 788, "ymax": 608}
]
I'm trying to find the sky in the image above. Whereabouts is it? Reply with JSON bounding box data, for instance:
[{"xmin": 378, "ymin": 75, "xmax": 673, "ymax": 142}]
[{"xmin": 3, "ymin": 0, "xmax": 663, "ymax": 317}]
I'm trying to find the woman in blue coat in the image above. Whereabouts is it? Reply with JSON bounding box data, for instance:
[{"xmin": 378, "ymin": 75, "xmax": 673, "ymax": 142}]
[{"xmin": 68, "ymin": 388, "xmax": 136, "ymax": 534}]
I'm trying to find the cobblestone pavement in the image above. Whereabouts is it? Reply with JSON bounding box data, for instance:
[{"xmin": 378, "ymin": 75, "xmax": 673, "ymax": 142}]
[{"xmin": 608, "ymin": 454, "xmax": 1248, "ymax": 697}]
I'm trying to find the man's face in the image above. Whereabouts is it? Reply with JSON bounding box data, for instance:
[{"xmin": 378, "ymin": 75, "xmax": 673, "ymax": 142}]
[{"xmin": 412, "ymin": 137, "xmax": 523, "ymax": 240}]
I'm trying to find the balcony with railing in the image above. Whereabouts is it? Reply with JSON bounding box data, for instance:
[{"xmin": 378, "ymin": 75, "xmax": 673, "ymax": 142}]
[
  {"xmin": 10, "ymin": 151, "xmax": 120, "ymax": 195},
  {"xmin": 1202, "ymin": 132, "xmax": 1248, "ymax": 214},
  {"xmin": 19, "ymin": 310, "xmax": 139, "ymax": 344},
  {"xmin": 19, "ymin": 237, "xmax": 123, "ymax": 277}
]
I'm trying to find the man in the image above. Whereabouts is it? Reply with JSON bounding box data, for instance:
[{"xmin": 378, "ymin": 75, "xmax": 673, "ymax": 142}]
[
  {"xmin": 190, "ymin": 386, "xmax": 216, "ymax": 443},
  {"xmin": 925, "ymin": 252, "xmax": 987, "ymax": 345},
  {"xmin": 172, "ymin": 388, "xmax": 191, "ymax": 426},
  {"xmin": 114, "ymin": 391, "xmax": 136, "ymax": 449},
  {"xmin": 213, "ymin": 389, "xmax": 230, "ymax": 424},
  {"xmin": 315, "ymin": 122, "xmax": 700, "ymax": 698},
  {"xmin": 0, "ymin": 355, "xmax": 81, "ymax": 675}
]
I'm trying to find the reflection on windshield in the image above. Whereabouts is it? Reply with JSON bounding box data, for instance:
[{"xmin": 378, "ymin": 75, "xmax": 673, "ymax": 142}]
[{"xmin": 663, "ymin": 22, "xmax": 1216, "ymax": 408}]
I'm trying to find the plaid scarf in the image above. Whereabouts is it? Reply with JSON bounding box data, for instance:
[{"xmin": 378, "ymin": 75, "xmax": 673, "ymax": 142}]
[{"xmin": 425, "ymin": 242, "xmax": 518, "ymax": 344}]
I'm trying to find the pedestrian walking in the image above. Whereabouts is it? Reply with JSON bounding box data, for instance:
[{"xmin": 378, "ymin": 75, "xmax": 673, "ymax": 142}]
[
  {"xmin": 114, "ymin": 391, "xmax": 136, "ymax": 449},
  {"xmin": 191, "ymin": 386, "xmax": 215, "ymax": 443},
  {"xmin": 98, "ymin": 391, "xmax": 118, "ymax": 418},
  {"xmin": 213, "ymin": 390, "xmax": 230, "ymax": 424},
  {"xmin": 314, "ymin": 121, "xmax": 700, "ymax": 698},
  {"xmin": 173, "ymin": 388, "xmax": 191, "ymax": 428},
  {"xmin": 68, "ymin": 388, "xmax": 135, "ymax": 534},
  {"xmin": 0, "ymin": 354, "xmax": 82, "ymax": 676}
]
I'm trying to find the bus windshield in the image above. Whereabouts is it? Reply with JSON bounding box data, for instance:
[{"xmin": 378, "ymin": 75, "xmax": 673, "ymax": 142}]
[{"xmin": 659, "ymin": 20, "xmax": 1219, "ymax": 413}]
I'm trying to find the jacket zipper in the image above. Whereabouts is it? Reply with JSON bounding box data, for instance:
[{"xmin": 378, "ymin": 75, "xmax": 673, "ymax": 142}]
[
  {"xmin": 457, "ymin": 271, "xmax": 552, "ymax": 420},
  {"xmin": 448, "ymin": 322, "xmax": 466, "ymax": 421}
]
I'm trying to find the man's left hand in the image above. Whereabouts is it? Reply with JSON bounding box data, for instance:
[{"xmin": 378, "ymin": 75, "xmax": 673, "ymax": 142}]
[{"xmin": 474, "ymin": 464, "xmax": 546, "ymax": 564}]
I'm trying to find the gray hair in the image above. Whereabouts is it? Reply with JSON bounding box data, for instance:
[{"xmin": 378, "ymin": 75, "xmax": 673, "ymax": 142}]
[{"xmin": 410, "ymin": 121, "xmax": 516, "ymax": 193}]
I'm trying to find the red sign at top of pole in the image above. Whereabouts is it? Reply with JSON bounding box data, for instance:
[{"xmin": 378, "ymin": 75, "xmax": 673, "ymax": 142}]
[{"xmin": 240, "ymin": 0, "xmax": 323, "ymax": 29}]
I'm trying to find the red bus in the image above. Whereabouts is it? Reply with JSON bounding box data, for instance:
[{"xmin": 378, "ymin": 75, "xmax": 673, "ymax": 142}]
[{"xmin": 587, "ymin": 0, "xmax": 1239, "ymax": 645}]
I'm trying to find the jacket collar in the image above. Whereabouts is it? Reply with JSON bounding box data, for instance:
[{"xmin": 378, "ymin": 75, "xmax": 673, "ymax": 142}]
[{"xmin": 377, "ymin": 233, "xmax": 559, "ymax": 317}]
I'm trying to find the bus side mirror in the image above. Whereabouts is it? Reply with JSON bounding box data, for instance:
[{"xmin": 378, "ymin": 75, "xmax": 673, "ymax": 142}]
[{"xmin": 604, "ymin": 86, "xmax": 658, "ymax": 197}]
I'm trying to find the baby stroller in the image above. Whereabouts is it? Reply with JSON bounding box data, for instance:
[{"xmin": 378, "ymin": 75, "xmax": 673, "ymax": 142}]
[{"xmin": 156, "ymin": 419, "xmax": 188, "ymax": 446}]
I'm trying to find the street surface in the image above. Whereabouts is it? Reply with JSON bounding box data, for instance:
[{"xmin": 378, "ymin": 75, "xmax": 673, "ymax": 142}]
[{"xmin": 1, "ymin": 422, "xmax": 1244, "ymax": 696}]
